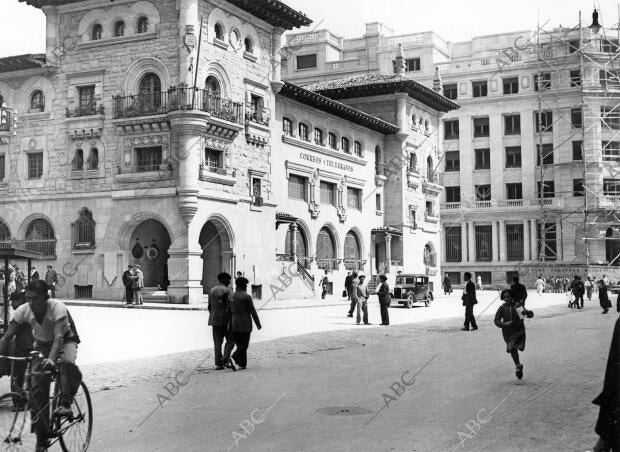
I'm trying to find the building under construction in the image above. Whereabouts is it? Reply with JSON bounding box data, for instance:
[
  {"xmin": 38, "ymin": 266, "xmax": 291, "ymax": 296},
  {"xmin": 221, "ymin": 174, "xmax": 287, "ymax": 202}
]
[{"xmin": 281, "ymin": 8, "xmax": 620, "ymax": 286}]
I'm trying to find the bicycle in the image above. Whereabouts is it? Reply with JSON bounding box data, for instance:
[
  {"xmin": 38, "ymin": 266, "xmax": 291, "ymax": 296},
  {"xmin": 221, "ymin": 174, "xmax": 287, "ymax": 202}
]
[{"xmin": 0, "ymin": 351, "xmax": 92, "ymax": 451}]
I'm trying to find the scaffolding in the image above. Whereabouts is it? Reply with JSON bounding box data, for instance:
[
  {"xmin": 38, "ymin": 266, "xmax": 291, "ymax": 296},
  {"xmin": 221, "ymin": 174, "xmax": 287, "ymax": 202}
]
[{"xmin": 524, "ymin": 7, "xmax": 620, "ymax": 274}]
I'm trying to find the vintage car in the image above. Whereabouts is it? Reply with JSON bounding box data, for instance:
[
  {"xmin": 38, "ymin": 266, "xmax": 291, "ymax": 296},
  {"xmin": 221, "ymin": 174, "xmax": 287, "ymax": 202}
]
[{"xmin": 392, "ymin": 274, "xmax": 433, "ymax": 308}]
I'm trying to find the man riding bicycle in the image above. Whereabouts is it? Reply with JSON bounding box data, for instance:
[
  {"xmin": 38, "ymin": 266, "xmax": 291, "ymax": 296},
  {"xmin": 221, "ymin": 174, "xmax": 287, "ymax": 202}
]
[{"xmin": 0, "ymin": 280, "xmax": 82, "ymax": 452}]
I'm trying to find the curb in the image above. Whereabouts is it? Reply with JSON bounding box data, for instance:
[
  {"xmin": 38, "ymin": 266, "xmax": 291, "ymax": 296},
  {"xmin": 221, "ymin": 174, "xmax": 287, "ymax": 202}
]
[{"xmin": 61, "ymin": 300, "xmax": 210, "ymax": 311}]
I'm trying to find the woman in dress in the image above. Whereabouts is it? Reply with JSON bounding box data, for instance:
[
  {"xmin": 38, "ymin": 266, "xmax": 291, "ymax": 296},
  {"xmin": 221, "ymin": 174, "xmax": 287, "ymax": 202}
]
[{"xmin": 599, "ymin": 280, "xmax": 612, "ymax": 314}]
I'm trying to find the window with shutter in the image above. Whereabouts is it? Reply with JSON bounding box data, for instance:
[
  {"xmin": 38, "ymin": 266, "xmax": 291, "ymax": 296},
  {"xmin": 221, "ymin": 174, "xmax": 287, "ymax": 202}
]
[{"xmin": 316, "ymin": 228, "xmax": 335, "ymax": 260}]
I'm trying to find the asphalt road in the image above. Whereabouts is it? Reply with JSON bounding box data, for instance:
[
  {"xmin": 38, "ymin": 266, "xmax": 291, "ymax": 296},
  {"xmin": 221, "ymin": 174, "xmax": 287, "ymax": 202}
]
[{"xmin": 84, "ymin": 298, "xmax": 615, "ymax": 452}]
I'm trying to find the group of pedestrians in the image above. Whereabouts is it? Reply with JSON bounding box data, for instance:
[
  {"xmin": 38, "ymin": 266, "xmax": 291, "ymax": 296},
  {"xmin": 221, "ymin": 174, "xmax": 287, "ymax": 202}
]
[
  {"xmin": 208, "ymin": 273, "xmax": 262, "ymax": 371},
  {"xmin": 121, "ymin": 264, "xmax": 144, "ymax": 305},
  {"xmin": 343, "ymin": 272, "xmax": 391, "ymax": 326}
]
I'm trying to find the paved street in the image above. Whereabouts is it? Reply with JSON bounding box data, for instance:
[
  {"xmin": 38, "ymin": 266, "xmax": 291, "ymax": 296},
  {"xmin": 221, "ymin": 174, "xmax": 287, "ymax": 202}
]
[{"xmin": 0, "ymin": 290, "xmax": 610, "ymax": 452}]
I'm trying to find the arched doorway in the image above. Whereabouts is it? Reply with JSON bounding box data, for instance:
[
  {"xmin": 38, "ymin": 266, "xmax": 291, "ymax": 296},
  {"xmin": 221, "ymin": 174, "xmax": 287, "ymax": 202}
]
[
  {"xmin": 606, "ymin": 227, "xmax": 620, "ymax": 266},
  {"xmin": 199, "ymin": 218, "xmax": 233, "ymax": 294},
  {"xmin": 129, "ymin": 219, "xmax": 171, "ymax": 288},
  {"xmin": 285, "ymin": 225, "xmax": 308, "ymax": 257},
  {"xmin": 316, "ymin": 227, "xmax": 337, "ymax": 270},
  {"xmin": 344, "ymin": 230, "xmax": 362, "ymax": 271}
]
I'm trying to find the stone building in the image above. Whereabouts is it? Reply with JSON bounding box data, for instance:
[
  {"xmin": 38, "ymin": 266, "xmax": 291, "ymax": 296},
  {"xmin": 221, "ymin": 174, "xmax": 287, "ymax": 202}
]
[
  {"xmin": 0, "ymin": 0, "xmax": 456, "ymax": 302},
  {"xmin": 280, "ymin": 11, "xmax": 620, "ymax": 287}
]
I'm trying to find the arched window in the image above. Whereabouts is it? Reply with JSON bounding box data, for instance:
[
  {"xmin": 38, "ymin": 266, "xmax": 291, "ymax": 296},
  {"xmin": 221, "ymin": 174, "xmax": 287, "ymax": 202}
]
[
  {"xmin": 114, "ymin": 21, "xmax": 125, "ymax": 37},
  {"xmin": 87, "ymin": 148, "xmax": 99, "ymax": 170},
  {"xmin": 285, "ymin": 226, "xmax": 307, "ymax": 257},
  {"xmin": 341, "ymin": 137, "xmax": 350, "ymax": 153},
  {"xmin": 92, "ymin": 24, "xmax": 103, "ymax": 40},
  {"xmin": 25, "ymin": 218, "xmax": 55, "ymax": 256},
  {"xmin": 137, "ymin": 16, "xmax": 149, "ymax": 34},
  {"xmin": 72, "ymin": 149, "xmax": 84, "ymax": 171},
  {"xmin": 0, "ymin": 94, "xmax": 4, "ymax": 107},
  {"xmin": 316, "ymin": 227, "xmax": 336, "ymax": 269},
  {"xmin": 72, "ymin": 207, "xmax": 96, "ymax": 249},
  {"xmin": 30, "ymin": 90, "xmax": 44, "ymax": 111},
  {"xmin": 328, "ymin": 133, "xmax": 337, "ymax": 149},
  {"xmin": 314, "ymin": 128, "xmax": 323, "ymax": 145},
  {"xmin": 298, "ymin": 123, "xmax": 309, "ymax": 141},
  {"xmin": 354, "ymin": 141, "xmax": 362, "ymax": 157},
  {"xmin": 409, "ymin": 153, "xmax": 417, "ymax": 172},
  {"xmin": 139, "ymin": 73, "xmax": 162, "ymax": 109},
  {"xmin": 282, "ymin": 117, "xmax": 293, "ymax": 136},
  {"xmin": 344, "ymin": 231, "xmax": 362, "ymax": 270},
  {"xmin": 204, "ymin": 76, "xmax": 221, "ymax": 98},
  {"xmin": 244, "ymin": 37, "xmax": 253, "ymax": 53},
  {"xmin": 424, "ymin": 120, "xmax": 429, "ymax": 133},
  {"xmin": 0, "ymin": 220, "xmax": 10, "ymax": 241},
  {"xmin": 411, "ymin": 114, "xmax": 417, "ymax": 128},
  {"xmin": 427, "ymin": 156, "xmax": 434, "ymax": 180},
  {"xmin": 214, "ymin": 23, "xmax": 224, "ymax": 41}
]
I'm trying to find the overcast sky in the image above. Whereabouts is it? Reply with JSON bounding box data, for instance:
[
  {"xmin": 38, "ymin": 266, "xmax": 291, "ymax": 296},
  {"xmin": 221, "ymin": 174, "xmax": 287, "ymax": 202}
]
[{"xmin": 1, "ymin": 0, "xmax": 619, "ymax": 58}]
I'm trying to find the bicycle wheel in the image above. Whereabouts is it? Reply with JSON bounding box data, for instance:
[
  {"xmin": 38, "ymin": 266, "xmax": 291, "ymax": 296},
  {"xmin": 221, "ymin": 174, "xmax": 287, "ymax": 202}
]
[
  {"xmin": 55, "ymin": 381, "xmax": 92, "ymax": 452},
  {"xmin": 0, "ymin": 393, "xmax": 35, "ymax": 451}
]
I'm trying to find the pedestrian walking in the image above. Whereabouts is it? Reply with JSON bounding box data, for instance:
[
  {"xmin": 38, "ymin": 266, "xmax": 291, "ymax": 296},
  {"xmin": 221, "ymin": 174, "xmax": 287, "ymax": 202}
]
[
  {"xmin": 346, "ymin": 272, "xmax": 358, "ymax": 318},
  {"xmin": 356, "ymin": 275, "xmax": 370, "ymax": 325},
  {"xmin": 376, "ymin": 275, "xmax": 391, "ymax": 326},
  {"xmin": 603, "ymin": 275, "xmax": 610, "ymax": 287},
  {"xmin": 585, "ymin": 276, "xmax": 594, "ymax": 301},
  {"xmin": 343, "ymin": 271, "xmax": 352, "ymax": 299},
  {"xmin": 443, "ymin": 274, "xmax": 452, "ymax": 295},
  {"xmin": 599, "ymin": 280, "xmax": 612, "ymax": 314},
  {"xmin": 592, "ymin": 316, "xmax": 620, "ymax": 451},
  {"xmin": 228, "ymin": 277, "xmax": 262, "ymax": 370},
  {"xmin": 319, "ymin": 271, "xmax": 329, "ymax": 299},
  {"xmin": 44, "ymin": 265, "xmax": 59, "ymax": 298},
  {"xmin": 494, "ymin": 289, "xmax": 534, "ymax": 380},
  {"xmin": 121, "ymin": 265, "xmax": 134, "ymax": 305},
  {"xmin": 208, "ymin": 272, "xmax": 235, "ymax": 370},
  {"xmin": 535, "ymin": 275, "xmax": 545, "ymax": 296},
  {"xmin": 461, "ymin": 272, "xmax": 478, "ymax": 331},
  {"xmin": 476, "ymin": 274, "xmax": 482, "ymax": 291},
  {"xmin": 571, "ymin": 275, "xmax": 585, "ymax": 310},
  {"xmin": 510, "ymin": 276, "xmax": 528, "ymax": 307}
]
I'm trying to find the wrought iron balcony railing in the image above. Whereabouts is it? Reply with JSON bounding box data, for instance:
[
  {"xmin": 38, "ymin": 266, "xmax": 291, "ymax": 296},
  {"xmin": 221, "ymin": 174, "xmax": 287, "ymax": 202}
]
[
  {"xmin": 245, "ymin": 105, "xmax": 270, "ymax": 126},
  {"xmin": 66, "ymin": 103, "xmax": 104, "ymax": 118},
  {"xmin": 0, "ymin": 239, "xmax": 56, "ymax": 257}
]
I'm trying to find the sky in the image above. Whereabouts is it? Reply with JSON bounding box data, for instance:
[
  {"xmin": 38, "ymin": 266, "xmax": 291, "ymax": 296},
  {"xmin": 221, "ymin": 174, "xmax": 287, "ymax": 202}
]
[{"xmin": 1, "ymin": 0, "xmax": 620, "ymax": 58}]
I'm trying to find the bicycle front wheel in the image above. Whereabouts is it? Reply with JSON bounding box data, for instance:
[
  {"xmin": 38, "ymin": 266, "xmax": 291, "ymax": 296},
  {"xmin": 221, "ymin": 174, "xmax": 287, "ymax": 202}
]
[
  {"xmin": 0, "ymin": 392, "xmax": 35, "ymax": 451},
  {"xmin": 55, "ymin": 381, "xmax": 92, "ymax": 452}
]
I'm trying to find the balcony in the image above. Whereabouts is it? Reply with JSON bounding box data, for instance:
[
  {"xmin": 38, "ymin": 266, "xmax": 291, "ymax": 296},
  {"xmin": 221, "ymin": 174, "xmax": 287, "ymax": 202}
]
[
  {"xmin": 113, "ymin": 92, "xmax": 169, "ymax": 119},
  {"xmin": 316, "ymin": 258, "xmax": 342, "ymax": 271},
  {"xmin": 600, "ymin": 195, "xmax": 620, "ymax": 207},
  {"xmin": 474, "ymin": 200, "xmax": 492, "ymax": 208},
  {"xmin": 498, "ymin": 199, "xmax": 524, "ymax": 207},
  {"xmin": 0, "ymin": 239, "xmax": 56, "ymax": 258},
  {"xmin": 245, "ymin": 105, "xmax": 270, "ymax": 127},
  {"xmin": 66, "ymin": 103, "xmax": 104, "ymax": 118},
  {"xmin": 442, "ymin": 202, "xmax": 462, "ymax": 210},
  {"xmin": 245, "ymin": 104, "xmax": 270, "ymax": 146},
  {"xmin": 198, "ymin": 163, "xmax": 236, "ymax": 186},
  {"xmin": 344, "ymin": 259, "xmax": 366, "ymax": 271},
  {"xmin": 422, "ymin": 176, "xmax": 442, "ymax": 197},
  {"xmin": 425, "ymin": 212, "xmax": 439, "ymax": 223},
  {"xmin": 66, "ymin": 102, "xmax": 105, "ymax": 139}
]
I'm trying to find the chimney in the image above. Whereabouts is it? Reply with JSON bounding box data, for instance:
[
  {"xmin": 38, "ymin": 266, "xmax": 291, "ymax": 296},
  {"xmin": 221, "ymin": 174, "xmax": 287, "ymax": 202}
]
[
  {"xmin": 433, "ymin": 67, "xmax": 443, "ymax": 94},
  {"xmin": 394, "ymin": 43, "xmax": 406, "ymax": 74}
]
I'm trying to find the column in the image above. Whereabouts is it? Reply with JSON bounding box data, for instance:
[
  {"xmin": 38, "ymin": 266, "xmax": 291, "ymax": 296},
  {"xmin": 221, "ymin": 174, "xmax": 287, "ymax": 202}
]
[
  {"xmin": 530, "ymin": 219, "xmax": 538, "ymax": 260},
  {"xmin": 523, "ymin": 219, "xmax": 531, "ymax": 261},
  {"xmin": 499, "ymin": 220, "xmax": 507, "ymax": 262},
  {"xmin": 179, "ymin": 0, "xmax": 198, "ymax": 87},
  {"xmin": 42, "ymin": 6, "xmax": 60, "ymax": 65},
  {"xmin": 271, "ymin": 28, "xmax": 285, "ymax": 83},
  {"xmin": 460, "ymin": 224, "xmax": 468, "ymax": 263},
  {"xmin": 491, "ymin": 221, "xmax": 499, "ymax": 263},
  {"xmin": 385, "ymin": 233, "xmax": 392, "ymax": 274},
  {"xmin": 395, "ymin": 93, "xmax": 408, "ymax": 133},
  {"xmin": 468, "ymin": 222, "xmax": 476, "ymax": 263},
  {"xmin": 290, "ymin": 223, "xmax": 298, "ymax": 260}
]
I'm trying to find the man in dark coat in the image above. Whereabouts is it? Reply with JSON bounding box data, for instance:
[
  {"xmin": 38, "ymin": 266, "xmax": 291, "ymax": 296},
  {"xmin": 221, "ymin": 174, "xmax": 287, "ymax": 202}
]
[
  {"xmin": 44, "ymin": 265, "xmax": 59, "ymax": 298},
  {"xmin": 228, "ymin": 277, "xmax": 262, "ymax": 370},
  {"xmin": 208, "ymin": 272, "xmax": 235, "ymax": 370},
  {"xmin": 121, "ymin": 265, "xmax": 134, "ymax": 305},
  {"xmin": 344, "ymin": 272, "xmax": 352, "ymax": 300},
  {"xmin": 510, "ymin": 276, "xmax": 528, "ymax": 307},
  {"xmin": 571, "ymin": 275, "xmax": 585, "ymax": 309},
  {"xmin": 376, "ymin": 275, "xmax": 391, "ymax": 326},
  {"xmin": 346, "ymin": 272, "xmax": 357, "ymax": 317},
  {"xmin": 30, "ymin": 267, "xmax": 40, "ymax": 281},
  {"xmin": 461, "ymin": 272, "xmax": 478, "ymax": 331},
  {"xmin": 592, "ymin": 316, "xmax": 620, "ymax": 451}
]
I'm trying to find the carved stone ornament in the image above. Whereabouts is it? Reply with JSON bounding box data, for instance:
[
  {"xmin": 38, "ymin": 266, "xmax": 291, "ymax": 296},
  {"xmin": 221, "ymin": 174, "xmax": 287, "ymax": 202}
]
[
  {"xmin": 131, "ymin": 135, "xmax": 168, "ymax": 147},
  {"xmin": 337, "ymin": 206, "xmax": 347, "ymax": 223},
  {"xmin": 204, "ymin": 136, "xmax": 229, "ymax": 152},
  {"xmin": 309, "ymin": 200, "xmax": 320, "ymax": 219},
  {"xmin": 184, "ymin": 25, "xmax": 197, "ymax": 53}
]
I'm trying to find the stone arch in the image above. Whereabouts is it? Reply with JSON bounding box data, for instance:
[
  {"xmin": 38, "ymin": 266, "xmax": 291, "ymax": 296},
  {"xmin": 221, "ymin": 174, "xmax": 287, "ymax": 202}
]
[
  {"xmin": 239, "ymin": 21, "xmax": 259, "ymax": 55},
  {"xmin": 284, "ymin": 219, "xmax": 311, "ymax": 258},
  {"xmin": 208, "ymin": 7, "xmax": 230, "ymax": 42},
  {"xmin": 344, "ymin": 228, "xmax": 363, "ymax": 267},
  {"xmin": 20, "ymin": 76, "xmax": 54, "ymax": 114},
  {"xmin": 317, "ymin": 222, "xmax": 341, "ymax": 258},
  {"xmin": 199, "ymin": 214, "xmax": 235, "ymax": 294},
  {"xmin": 129, "ymin": 1, "xmax": 161, "ymax": 30},
  {"xmin": 128, "ymin": 218, "xmax": 172, "ymax": 288},
  {"xmin": 18, "ymin": 213, "xmax": 56, "ymax": 239},
  {"xmin": 423, "ymin": 241, "xmax": 436, "ymax": 265},
  {"xmin": 117, "ymin": 211, "xmax": 174, "ymax": 250},
  {"xmin": 201, "ymin": 62, "xmax": 231, "ymax": 98},
  {"xmin": 0, "ymin": 218, "xmax": 11, "ymax": 241},
  {"xmin": 121, "ymin": 57, "xmax": 170, "ymax": 96}
]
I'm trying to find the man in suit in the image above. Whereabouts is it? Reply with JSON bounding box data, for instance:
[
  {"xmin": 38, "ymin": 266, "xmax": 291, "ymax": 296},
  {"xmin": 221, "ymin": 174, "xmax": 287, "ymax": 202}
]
[
  {"xmin": 510, "ymin": 276, "xmax": 528, "ymax": 308},
  {"xmin": 229, "ymin": 277, "xmax": 262, "ymax": 370},
  {"xmin": 461, "ymin": 272, "xmax": 478, "ymax": 331},
  {"xmin": 44, "ymin": 265, "xmax": 59, "ymax": 298},
  {"xmin": 122, "ymin": 265, "xmax": 134, "ymax": 305},
  {"xmin": 571, "ymin": 275, "xmax": 585, "ymax": 310},
  {"xmin": 344, "ymin": 272, "xmax": 352, "ymax": 300},
  {"xmin": 208, "ymin": 272, "xmax": 235, "ymax": 370},
  {"xmin": 30, "ymin": 267, "xmax": 40, "ymax": 281},
  {"xmin": 376, "ymin": 274, "xmax": 391, "ymax": 326},
  {"xmin": 346, "ymin": 272, "xmax": 358, "ymax": 317}
]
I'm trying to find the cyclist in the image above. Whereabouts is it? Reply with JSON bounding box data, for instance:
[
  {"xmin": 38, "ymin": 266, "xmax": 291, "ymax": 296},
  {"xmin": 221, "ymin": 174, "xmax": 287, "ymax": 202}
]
[{"xmin": 0, "ymin": 280, "xmax": 81, "ymax": 452}]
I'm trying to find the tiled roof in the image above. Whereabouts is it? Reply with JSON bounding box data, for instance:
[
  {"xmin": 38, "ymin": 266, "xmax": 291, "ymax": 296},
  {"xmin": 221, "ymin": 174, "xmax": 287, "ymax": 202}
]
[
  {"xmin": 19, "ymin": 0, "xmax": 312, "ymax": 29},
  {"xmin": 305, "ymin": 73, "xmax": 460, "ymax": 113},
  {"xmin": 279, "ymin": 82, "xmax": 399, "ymax": 135},
  {"xmin": 0, "ymin": 54, "xmax": 46, "ymax": 73}
]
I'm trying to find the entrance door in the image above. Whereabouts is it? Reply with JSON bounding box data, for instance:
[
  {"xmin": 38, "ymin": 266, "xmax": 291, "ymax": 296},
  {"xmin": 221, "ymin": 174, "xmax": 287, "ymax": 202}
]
[{"xmin": 129, "ymin": 219, "xmax": 171, "ymax": 288}]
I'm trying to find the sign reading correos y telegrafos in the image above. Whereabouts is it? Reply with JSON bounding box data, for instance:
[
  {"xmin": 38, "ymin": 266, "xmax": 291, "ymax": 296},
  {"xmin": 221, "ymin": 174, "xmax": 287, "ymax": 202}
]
[{"xmin": 299, "ymin": 152, "xmax": 354, "ymax": 173}]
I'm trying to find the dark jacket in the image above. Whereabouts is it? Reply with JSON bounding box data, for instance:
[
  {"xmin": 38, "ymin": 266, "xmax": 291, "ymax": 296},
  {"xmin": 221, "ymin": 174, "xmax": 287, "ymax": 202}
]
[
  {"xmin": 344, "ymin": 275, "xmax": 353, "ymax": 291},
  {"xmin": 229, "ymin": 291, "xmax": 261, "ymax": 333},
  {"xmin": 593, "ymin": 316, "xmax": 620, "ymax": 449},
  {"xmin": 600, "ymin": 286, "xmax": 612, "ymax": 309},
  {"xmin": 208, "ymin": 285, "xmax": 231, "ymax": 326},
  {"xmin": 30, "ymin": 271, "xmax": 39, "ymax": 281},
  {"xmin": 44, "ymin": 269, "xmax": 58, "ymax": 286},
  {"xmin": 510, "ymin": 282, "xmax": 528, "ymax": 304},
  {"xmin": 572, "ymin": 280, "xmax": 585, "ymax": 295},
  {"xmin": 462, "ymin": 280, "xmax": 478, "ymax": 307},
  {"xmin": 377, "ymin": 282, "xmax": 391, "ymax": 306},
  {"xmin": 122, "ymin": 270, "xmax": 132, "ymax": 288}
]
